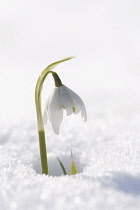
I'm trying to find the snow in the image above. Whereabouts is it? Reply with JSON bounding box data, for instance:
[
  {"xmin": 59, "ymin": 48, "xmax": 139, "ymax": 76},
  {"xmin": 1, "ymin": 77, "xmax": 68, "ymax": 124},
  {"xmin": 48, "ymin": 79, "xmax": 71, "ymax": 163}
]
[
  {"xmin": 1, "ymin": 92, "xmax": 140, "ymax": 210},
  {"xmin": 1, "ymin": 0, "xmax": 140, "ymax": 209}
]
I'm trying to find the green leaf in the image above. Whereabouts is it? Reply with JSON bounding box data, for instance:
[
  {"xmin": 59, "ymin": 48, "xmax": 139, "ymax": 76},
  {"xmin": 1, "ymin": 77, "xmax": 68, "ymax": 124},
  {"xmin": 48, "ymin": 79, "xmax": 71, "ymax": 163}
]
[
  {"xmin": 56, "ymin": 157, "xmax": 67, "ymax": 175},
  {"xmin": 70, "ymin": 151, "xmax": 77, "ymax": 175},
  {"xmin": 41, "ymin": 56, "xmax": 75, "ymax": 78},
  {"xmin": 70, "ymin": 161, "xmax": 77, "ymax": 175}
]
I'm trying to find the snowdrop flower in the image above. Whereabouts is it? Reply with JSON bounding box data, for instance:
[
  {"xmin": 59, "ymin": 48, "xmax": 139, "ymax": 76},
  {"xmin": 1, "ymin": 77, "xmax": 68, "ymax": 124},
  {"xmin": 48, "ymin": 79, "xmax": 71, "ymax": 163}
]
[
  {"xmin": 35, "ymin": 56, "xmax": 86, "ymax": 174},
  {"xmin": 43, "ymin": 82, "xmax": 87, "ymax": 134}
]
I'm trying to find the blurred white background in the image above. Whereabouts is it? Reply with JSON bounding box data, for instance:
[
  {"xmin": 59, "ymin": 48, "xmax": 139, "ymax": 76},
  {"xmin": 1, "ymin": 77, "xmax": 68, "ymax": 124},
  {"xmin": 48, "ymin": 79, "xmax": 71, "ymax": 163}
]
[{"xmin": 1, "ymin": 0, "xmax": 140, "ymax": 124}]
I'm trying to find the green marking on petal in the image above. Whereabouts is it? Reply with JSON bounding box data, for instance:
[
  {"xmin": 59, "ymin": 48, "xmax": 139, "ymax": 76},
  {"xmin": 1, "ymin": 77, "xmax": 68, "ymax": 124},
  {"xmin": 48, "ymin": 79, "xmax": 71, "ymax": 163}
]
[{"xmin": 72, "ymin": 107, "xmax": 76, "ymax": 112}]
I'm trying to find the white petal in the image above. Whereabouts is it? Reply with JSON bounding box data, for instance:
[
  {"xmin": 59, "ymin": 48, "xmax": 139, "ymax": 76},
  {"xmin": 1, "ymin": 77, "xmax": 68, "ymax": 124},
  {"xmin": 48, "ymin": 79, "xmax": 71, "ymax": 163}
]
[
  {"xmin": 64, "ymin": 85, "xmax": 87, "ymax": 121},
  {"xmin": 43, "ymin": 94, "xmax": 51, "ymax": 124},
  {"xmin": 59, "ymin": 86, "xmax": 73, "ymax": 116},
  {"xmin": 48, "ymin": 87, "xmax": 63, "ymax": 134},
  {"xmin": 43, "ymin": 109, "xmax": 48, "ymax": 124},
  {"xmin": 80, "ymin": 104, "xmax": 87, "ymax": 121}
]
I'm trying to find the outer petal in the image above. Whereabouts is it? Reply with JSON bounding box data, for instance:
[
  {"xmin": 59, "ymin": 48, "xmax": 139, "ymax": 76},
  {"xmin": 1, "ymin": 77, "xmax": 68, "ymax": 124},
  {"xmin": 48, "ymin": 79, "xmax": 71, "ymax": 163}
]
[
  {"xmin": 64, "ymin": 85, "xmax": 87, "ymax": 121},
  {"xmin": 43, "ymin": 108, "xmax": 48, "ymax": 124},
  {"xmin": 59, "ymin": 86, "xmax": 73, "ymax": 116},
  {"xmin": 48, "ymin": 87, "xmax": 63, "ymax": 134},
  {"xmin": 43, "ymin": 94, "xmax": 51, "ymax": 124},
  {"xmin": 80, "ymin": 104, "xmax": 87, "ymax": 122}
]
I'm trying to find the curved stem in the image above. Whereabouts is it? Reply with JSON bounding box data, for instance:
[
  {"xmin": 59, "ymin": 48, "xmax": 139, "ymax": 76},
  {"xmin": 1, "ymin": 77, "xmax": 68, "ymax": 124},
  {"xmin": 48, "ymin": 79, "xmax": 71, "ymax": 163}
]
[{"xmin": 35, "ymin": 56, "xmax": 74, "ymax": 175}]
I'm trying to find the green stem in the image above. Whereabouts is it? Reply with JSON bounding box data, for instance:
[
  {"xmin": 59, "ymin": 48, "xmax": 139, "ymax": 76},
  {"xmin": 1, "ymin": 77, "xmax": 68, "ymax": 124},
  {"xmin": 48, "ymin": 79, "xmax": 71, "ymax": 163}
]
[
  {"xmin": 38, "ymin": 131, "xmax": 48, "ymax": 174},
  {"xmin": 35, "ymin": 74, "xmax": 51, "ymax": 175}
]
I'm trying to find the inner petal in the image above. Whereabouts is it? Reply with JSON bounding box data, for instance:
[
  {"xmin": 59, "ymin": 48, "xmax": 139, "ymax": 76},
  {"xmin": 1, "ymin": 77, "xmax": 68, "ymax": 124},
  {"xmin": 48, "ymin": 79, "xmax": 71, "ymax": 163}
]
[
  {"xmin": 72, "ymin": 107, "xmax": 76, "ymax": 112},
  {"xmin": 59, "ymin": 86, "xmax": 73, "ymax": 116}
]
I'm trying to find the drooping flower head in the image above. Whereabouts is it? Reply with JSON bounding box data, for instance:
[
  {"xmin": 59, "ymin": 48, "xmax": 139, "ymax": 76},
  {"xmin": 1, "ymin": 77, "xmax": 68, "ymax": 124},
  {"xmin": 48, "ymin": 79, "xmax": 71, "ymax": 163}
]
[{"xmin": 43, "ymin": 72, "xmax": 87, "ymax": 134}]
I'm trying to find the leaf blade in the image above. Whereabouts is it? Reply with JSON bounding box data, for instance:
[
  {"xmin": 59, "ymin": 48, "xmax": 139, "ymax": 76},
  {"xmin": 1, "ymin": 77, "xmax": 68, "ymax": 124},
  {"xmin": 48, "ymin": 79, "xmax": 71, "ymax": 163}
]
[
  {"xmin": 56, "ymin": 157, "xmax": 67, "ymax": 175},
  {"xmin": 70, "ymin": 161, "xmax": 77, "ymax": 175},
  {"xmin": 70, "ymin": 150, "xmax": 77, "ymax": 175}
]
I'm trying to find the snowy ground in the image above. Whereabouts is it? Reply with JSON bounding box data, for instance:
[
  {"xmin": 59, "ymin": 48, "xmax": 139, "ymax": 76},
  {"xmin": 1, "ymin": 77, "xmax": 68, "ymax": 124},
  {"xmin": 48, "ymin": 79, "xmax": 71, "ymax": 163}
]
[
  {"xmin": 1, "ymin": 84, "xmax": 140, "ymax": 210},
  {"xmin": 1, "ymin": 0, "xmax": 140, "ymax": 209}
]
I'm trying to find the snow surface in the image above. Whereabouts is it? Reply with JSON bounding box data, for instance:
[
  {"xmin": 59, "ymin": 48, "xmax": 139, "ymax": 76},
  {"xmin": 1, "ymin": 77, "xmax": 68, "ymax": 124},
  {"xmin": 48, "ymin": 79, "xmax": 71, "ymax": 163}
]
[{"xmin": 1, "ymin": 0, "xmax": 140, "ymax": 209}]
